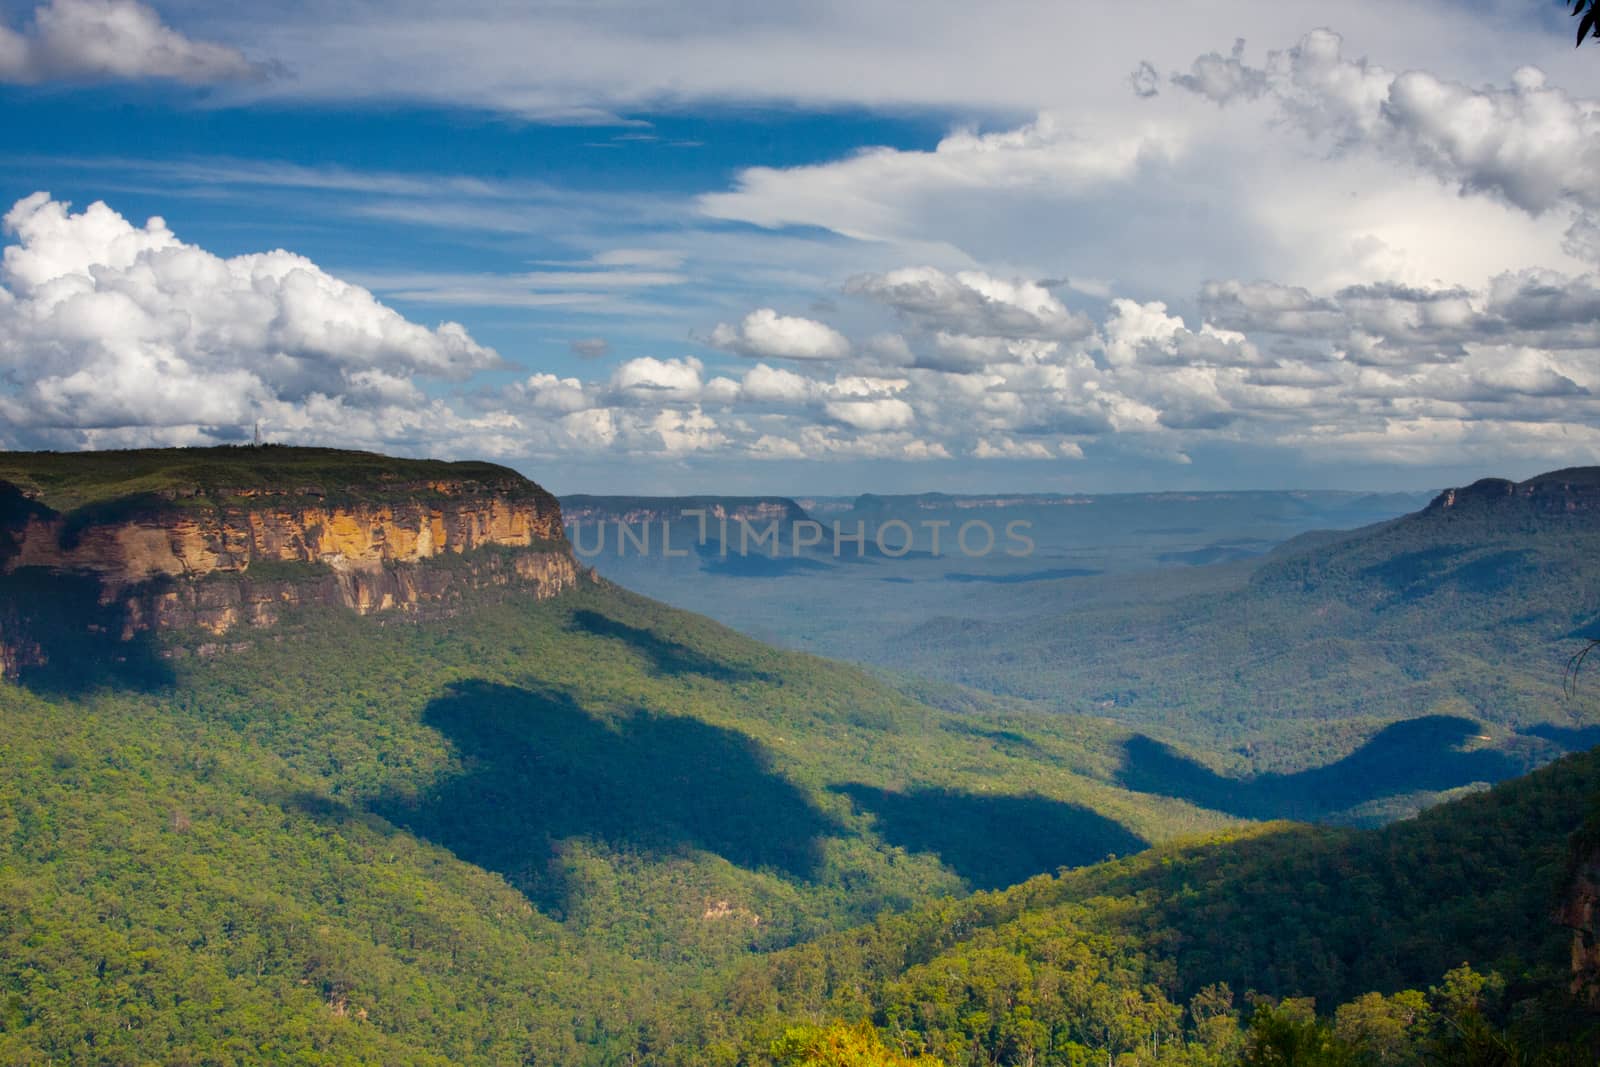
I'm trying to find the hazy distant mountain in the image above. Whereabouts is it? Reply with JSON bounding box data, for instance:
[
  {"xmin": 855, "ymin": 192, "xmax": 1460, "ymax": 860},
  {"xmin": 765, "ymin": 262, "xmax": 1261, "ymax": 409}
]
[{"xmin": 887, "ymin": 467, "xmax": 1600, "ymax": 814}]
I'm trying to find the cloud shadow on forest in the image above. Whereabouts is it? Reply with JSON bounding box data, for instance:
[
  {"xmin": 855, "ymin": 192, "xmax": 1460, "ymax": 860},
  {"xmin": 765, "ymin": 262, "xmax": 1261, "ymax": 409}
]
[
  {"xmin": 375, "ymin": 680, "xmax": 832, "ymax": 916},
  {"xmin": 1117, "ymin": 715, "xmax": 1524, "ymax": 820},
  {"xmin": 833, "ymin": 782, "xmax": 1146, "ymax": 891},
  {"xmin": 567, "ymin": 608, "xmax": 770, "ymax": 682}
]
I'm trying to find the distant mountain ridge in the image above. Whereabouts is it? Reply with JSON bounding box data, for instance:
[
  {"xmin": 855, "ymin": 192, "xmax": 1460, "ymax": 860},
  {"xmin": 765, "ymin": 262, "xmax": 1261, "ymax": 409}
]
[
  {"xmin": 1426, "ymin": 466, "xmax": 1600, "ymax": 514},
  {"xmin": 560, "ymin": 495, "xmax": 810, "ymax": 526},
  {"xmin": 878, "ymin": 463, "xmax": 1600, "ymax": 798},
  {"xmin": 1254, "ymin": 464, "xmax": 1600, "ymax": 600}
]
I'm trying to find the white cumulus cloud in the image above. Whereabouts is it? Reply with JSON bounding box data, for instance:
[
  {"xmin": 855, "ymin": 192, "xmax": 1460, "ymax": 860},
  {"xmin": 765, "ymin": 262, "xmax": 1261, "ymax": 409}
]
[
  {"xmin": 0, "ymin": 192, "xmax": 497, "ymax": 444},
  {"xmin": 608, "ymin": 355, "xmax": 705, "ymax": 401},
  {"xmin": 824, "ymin": 397, "xmax": 914, "ymax": 432},
  {"xmin": 1167, "ymin": 29, "xmax": 1600, "ymax": 259},
  {"xmin": 710, "ymin": 307, "xmax": 851, "ymax": 360}
]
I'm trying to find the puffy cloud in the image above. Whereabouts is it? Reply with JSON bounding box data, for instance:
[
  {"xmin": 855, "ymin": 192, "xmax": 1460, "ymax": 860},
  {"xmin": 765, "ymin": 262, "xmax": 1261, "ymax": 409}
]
[
  {"xmin": 860, "ymin": 332, "xmax": 916, "ymax": 367},
  {"xmin": 13, "ymin": 166, "xmax": 1600, "ymax": 476},
  {"xmin": 0, "ymin": 193, "xmax": 498, "ymax": 442},
  {"xmin": 710, "ymin": 307, "xmax": 851, "ymax": 360},
  {"xmin": 1170, "ymin": 38, "xmax": 1267, "ymax": 104},
  {"xmin": 788, "ymin": 427, "xmax": 950, "ymax": 461},
  {"xmin": 824, "ymin": 397, "xmax": 914, "ymax": 432},
  {"xmin": 1486, "ymin": 269, "xmax": 1600, "ymax": 343},
  {"xmin": 1201, "ymin": 267, "xmax": 1600, "ymax": 361},
  {"xmin": 608, "ymin": 355, "xmax": 705, "ymax": 401},
  {"xmin": 702, "ymin": 376, "xmax": 742, "ymax": 404},
  {"xmin": 821, "ymin": 375, "xmax": 908, "ymax": 400},
  {"xmin": 510, "ymin": 373, "xmax": 591, "ymax": 414},
  {"xmin": 1103, "ymin": 299, "xmax": 1262, "ymax": 368},
  {"xmin": 643, "ymin": 407, "xmax": 726, "ymax": 454},
  {"xmin": 739, "ymin": 363, "xmax": 816, "ymax": 404},
  {"xmin": 0, "ymin": 0, "xmax": 262, "ymax": 85},
  {"xmin": 847, "ymin": 267, "xmax": 1094, "ymax": 341},
  {"xmin": 922, "ymin": 333, "xmax": 1061, "ymax": 374},
  {"xmin": 1200, "ymin": 280, "xmax": 1344, "ymax": 334},
  {"xmin": 559, "ymin": 408, "xmax": 618, "ymax": 449},
  {"xmin": 1430, "ymin": 346, "xmax": 1586, "ymax": 402}
]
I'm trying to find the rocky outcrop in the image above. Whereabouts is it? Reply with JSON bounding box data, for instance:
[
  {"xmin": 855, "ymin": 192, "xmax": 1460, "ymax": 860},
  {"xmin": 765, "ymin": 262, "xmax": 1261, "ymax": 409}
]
[
  {"xmin": 0, "ymin": 450, "xmax": 586, "ymax": 677},
  {"xmin": 1428, "ymin": 468, "xmax": 1600, "ymax": 516},
  {"xmin": 1558, "ymin": 832, "xmax": 1600, "ymax": 1009}
]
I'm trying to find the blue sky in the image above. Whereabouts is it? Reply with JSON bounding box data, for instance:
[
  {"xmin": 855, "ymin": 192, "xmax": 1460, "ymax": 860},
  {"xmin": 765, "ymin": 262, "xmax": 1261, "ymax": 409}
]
[
  {"xmin": 2, "ymin": 0, "xmax": 1598, "ymax": 494},
  {"xmin": 3, "ymin": 101, "xmax": 940, "ymax": 367}
]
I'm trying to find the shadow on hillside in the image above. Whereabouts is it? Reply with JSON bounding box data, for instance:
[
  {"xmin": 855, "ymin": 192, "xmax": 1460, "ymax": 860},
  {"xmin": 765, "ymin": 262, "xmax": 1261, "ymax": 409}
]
[
  {"xmin": 1522, "ymin": 722, "xmax": 1600, "ymax": 751},
  {"xmin": 833, "ymin": 783, "xmax": 1146, "ymax": 891},
  {"xmin": 567, "ymin": 609, "xmax": 768, "ymax": 682},
  {"xmin": 0, "ymin": 568, "xmax": 175, "ymax": 695},
  {"xmin": 1117, "ymin": 715, "xmax": 1523, "ymax": 820},
  {"xmin": 375, "ymin": 681, "xmax": 832, "ymax": 916}
]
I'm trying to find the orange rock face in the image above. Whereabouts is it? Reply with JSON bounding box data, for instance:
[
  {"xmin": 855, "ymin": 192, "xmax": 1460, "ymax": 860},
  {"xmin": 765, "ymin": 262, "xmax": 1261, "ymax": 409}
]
[
  {"xmin": 0, "ymin": 480, "xmax": 581, "ymax": 666},
  {"xmin": 8, "ymin": 486, "xmax": 564, "ymax": 582}
]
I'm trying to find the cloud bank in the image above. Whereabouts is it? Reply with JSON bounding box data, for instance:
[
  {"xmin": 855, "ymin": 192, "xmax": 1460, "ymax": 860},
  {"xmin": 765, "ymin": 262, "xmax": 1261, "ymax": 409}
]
[
  {"xmin": 7, "ymin": 189, "xmax": 1599, "ymax": 475},
  {"xmin": 9, "ymin": 15, "xmax": 1600, "ymax": 484}
]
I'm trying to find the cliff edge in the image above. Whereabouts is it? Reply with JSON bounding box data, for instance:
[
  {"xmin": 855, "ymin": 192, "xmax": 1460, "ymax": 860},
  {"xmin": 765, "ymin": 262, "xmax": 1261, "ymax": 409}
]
[{"xmin": 0, "ymin": 446, "xmax": 583, "ymax": 678}]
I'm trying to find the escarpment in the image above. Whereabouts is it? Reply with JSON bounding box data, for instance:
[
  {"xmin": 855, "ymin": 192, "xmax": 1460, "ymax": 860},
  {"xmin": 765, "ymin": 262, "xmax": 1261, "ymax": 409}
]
[
  {"xmin": 1559, "ymin": 828, "xmax": 1600, "ymax": 1010},
  {"xmin": 0, "ymin": 447, "xmax": 585, "ymax": 677}
]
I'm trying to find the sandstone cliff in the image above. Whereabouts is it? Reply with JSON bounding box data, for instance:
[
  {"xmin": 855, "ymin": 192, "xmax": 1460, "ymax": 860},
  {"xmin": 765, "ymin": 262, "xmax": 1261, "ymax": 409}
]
[
  {"xmin": 0, "ymin": 447, "xmax": 585, "ymax": 677},
  {"xmin": 1558, "ymin": 829, "xmax": 1600, "ymax": 1010}
]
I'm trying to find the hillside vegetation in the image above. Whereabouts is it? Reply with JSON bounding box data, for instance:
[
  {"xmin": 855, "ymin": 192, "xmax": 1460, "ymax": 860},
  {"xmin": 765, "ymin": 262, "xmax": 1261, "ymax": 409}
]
[
  {"xmin": 663, "ymin": 744, "xmax": 1600, "ymax": 1064},
  {"xmin": 5, "ymin": 575, "xmax": 1594, "ymax": 1064},
  {"xmin": 0, "ymin": 575, "xmax": 1233, "ymax": 1065},
  {"xmin": 0, "ymin": 444, "xmax": 545, "ymax": 514}
]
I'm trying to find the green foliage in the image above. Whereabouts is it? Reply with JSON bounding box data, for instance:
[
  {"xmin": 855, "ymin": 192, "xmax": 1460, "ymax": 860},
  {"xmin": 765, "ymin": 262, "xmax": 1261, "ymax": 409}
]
[
  {"xmin": 0, "ymin": 444, "xmax": 542, "ymax": 512},
  {"xmin": 0, "ymin": 572, "xmax": 1596, "ymax": 1064},
  {"xmin": 664, "ymin": 747, "xmax": 1600, "ymax": 1065},
  {"xmin": 0, "ymin": 576, "xmax": 1233, "ymax": 1064},
  {"xmin": 772, "ymin": 1022, "xmax": 947, "ymax": 1066},
  {"xmin": 1242, "ymin": 998, "xmax": 1355, "ymax": 1067}
]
